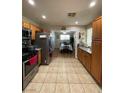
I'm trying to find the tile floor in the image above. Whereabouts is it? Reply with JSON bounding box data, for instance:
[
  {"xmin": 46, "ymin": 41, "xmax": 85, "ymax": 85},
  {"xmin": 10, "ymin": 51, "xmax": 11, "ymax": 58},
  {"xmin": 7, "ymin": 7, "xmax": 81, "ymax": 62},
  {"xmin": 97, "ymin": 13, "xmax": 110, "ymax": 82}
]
[{"xmin": 23, "ymin": 51, "xmax": 101, "ymax": 93}]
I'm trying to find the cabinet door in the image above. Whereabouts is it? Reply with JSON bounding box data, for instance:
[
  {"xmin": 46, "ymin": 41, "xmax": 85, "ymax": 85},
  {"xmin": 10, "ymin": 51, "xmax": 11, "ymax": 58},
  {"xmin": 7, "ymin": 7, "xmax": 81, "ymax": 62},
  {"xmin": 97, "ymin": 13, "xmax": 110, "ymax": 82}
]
[
  {"xmin": 78, "ymin": 48, "xmax": 84, "ymax": 64},
  {"xmin": 85, "ymin": 53, "xmax": 91, "ymax": 72},
  {"xmin": 22, "ymin": 21, "xmax": 30, "ymax": 29},
  {"xmin": 92, "ymin": 17, "xmax": 102, "ymax": 41},
  {"xmin": 83, "ymin": 52, "xmax": 86, "ymax": 66},
  {"xmin": 77, "ymin": 48, "xmax": 80, "ymax": 59},
  {"xmin": 77, "ymin": 48, "xmax": 80, "ymax": 60},
  {"xmin": 79, "ymin": 48, "xmax": 81, "ymax": 60},
  {"xmin": 30, "ymin": 25, "xmax": 37, "ymax": 40},
  {"xmin": 31, "ymin": 25, "xmax": 41, "ymax": 40},
  {"xmin": 81, "ymin": 50, "xmax": 85, "ymax": 65},
  {"xmin": 22, "ymin": 21, "xmax": 25, "ymax": 28},
  {"xmin": 36, "ymin": 27, "xmax": 40, "ymax": 32},
  {"xmin": 30, "ymin": 25, "xmax": 35, "ymax": 40},
  {"xmin": 91, "ymin": 41, "xmax": 102, "ymax": 85}
]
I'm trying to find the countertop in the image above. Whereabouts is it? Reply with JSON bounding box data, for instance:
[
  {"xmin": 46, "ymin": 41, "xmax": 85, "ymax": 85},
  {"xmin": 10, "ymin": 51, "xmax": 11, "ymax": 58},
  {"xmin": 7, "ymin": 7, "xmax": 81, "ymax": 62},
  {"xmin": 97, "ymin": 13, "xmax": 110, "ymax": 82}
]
[
  {"xmin": 78, "ymin": 46, "xmax": 92, "ymax": 54},
  {"xmin": 35, "ymin": 48, "xmax": 41, "ymax": 51}
]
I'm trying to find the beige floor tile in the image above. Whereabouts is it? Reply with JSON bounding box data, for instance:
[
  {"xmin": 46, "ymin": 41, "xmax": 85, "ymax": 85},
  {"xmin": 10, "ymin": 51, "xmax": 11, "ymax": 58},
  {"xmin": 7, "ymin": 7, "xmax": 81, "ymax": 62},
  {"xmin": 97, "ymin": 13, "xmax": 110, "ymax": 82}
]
[
  {"xmin": 38, "ymin": 66, "xmax": 49, "ymax": 73},
  {"xmin": 70, "ymin": 84, "xmax": 85, "ymax": 93},
  {"xmin": 44, "ymin": 73, "xmax": 57, "ymax": 83},
  {"xmin": 82, "ymin": 84, "xmax": 102, "ymax": 93},
  {"xmin": 32, "ymin": 73, "xmax": 47, "ymax": 83},
  {"xmin": 65, "ymin": 63, "xmax": 74, "ymax": 68},
  {"xmin": 40, "ymin": 83, "xmax": 56, "ymax": 93},
  {"xmin": 58, "ymin": 67, "xmax": 66, "ymax": 73},
  {"xmin": 24, "ymin": 84, "xmax": 42, "ymax": 93},
  {"xmin": 70, "ymin": 62, "xmax": 76, "ymax": 65},
  {"xmin": 68, "ymin": 74, "xmax": 81, "ymax": 84},
  {"xmin": 73, "ymin": 59, "xmax": 79, "ymax": 63},
  {"xmin": 49, "ymin": 62, "xmax": 58, "ymax": 67},
  {"xmin": 48, "ymin": 67, "xmax": 59, "ymax": 73},
  {"xmin": 78, "ymin": 74, "xmax": 95, "ymax": 83},
  {"xmin": 65, "ymin": 67, "xmax": 76, "ymax": 73},
  {"xmin": 24, "ymin": 90, "xmax": 40, "ymax": 93},
  {"xmin": 24, "ymin": 51, "xmax": 102, "ymax": 93},
  {"xmin": 74, "ymin": 67, "xmax": 88, "ymax": 74},
  {"xmin": 57, "ymin": 73, "xmax": 68, "ymax": 83},
  {"xmin": 72, "ymin": 62, "xmax": 81, "ymax": 66},
  {"xmin": 58, "ymin": 63, "xmax": 64, "ymax": 67},
  {"xmin": 55, "ymin": 83, "xmax": 70, "ymax": 93},
  {"xmin": 73, "ymin": 63, "xmax": 85, "ymax": 68},
  {"xmin": 25, "ymin": 83, "xmax": 42, "ymax": 92}
]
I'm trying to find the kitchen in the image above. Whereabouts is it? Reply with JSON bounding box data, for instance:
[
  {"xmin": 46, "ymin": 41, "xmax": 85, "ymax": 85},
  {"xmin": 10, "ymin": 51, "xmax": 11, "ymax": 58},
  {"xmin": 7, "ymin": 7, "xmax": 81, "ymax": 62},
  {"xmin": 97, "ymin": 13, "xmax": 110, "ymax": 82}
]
[{"xmin": 22, "ymin": 0, "xmax": 102, "ymax": 93}]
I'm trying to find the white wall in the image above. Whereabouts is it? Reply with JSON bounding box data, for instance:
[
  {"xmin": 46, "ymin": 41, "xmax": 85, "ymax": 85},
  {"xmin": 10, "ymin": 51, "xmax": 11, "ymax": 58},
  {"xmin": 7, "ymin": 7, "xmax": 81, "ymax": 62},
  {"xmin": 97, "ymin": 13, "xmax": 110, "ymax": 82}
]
[
  {"xmin": 74, "ymin": 31, "xmax": 80, "ymax": 58},
  {"xmin": 54, "ymin": 32, "xmax": 61, "ymax": 49},
  {"xmin": 66, "ymin": 26, "xmax": 87, "ymax": 43},
  {"xmin": 50, "ymin": 31, "xmax": 56, "ymax": 51}
]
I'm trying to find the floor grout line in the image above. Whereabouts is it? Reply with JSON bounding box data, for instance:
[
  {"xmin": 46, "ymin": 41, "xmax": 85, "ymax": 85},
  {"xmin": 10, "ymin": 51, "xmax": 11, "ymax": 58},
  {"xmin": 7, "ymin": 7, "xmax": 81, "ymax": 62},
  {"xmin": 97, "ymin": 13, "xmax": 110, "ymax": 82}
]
[{"xmin": 24, "ymin": 51, "xmax": 101, "ymax": 93}]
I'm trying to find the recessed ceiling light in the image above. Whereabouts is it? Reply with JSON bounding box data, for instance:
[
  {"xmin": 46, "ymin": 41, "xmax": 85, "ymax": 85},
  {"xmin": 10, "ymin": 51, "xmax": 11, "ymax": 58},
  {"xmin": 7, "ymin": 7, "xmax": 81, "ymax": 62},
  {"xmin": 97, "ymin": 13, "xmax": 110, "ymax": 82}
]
[
  {"xmin": 42, "ymin": 15, "xmax": 47, "ymax": 19},
  {"xmin": 75, "ymin": 21, "xmax": 79, "ymax": 24},
  {"xmin": 89, "ymin": 1, "xmax": 96, "ymax": 8},
  {"xmin": 28, "ymin": 0, "xmax": 35, "ymax": 6}
]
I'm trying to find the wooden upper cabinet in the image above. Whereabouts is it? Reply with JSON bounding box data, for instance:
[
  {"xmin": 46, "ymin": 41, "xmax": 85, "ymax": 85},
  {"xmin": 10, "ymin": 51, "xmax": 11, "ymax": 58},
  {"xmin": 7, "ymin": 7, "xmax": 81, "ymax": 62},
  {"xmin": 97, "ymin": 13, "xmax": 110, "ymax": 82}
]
[
  {"xmin": 22, "ymin": 21, "xmax": 30, "ymax": 29},
  {"xmin": 36, "ymin": 27, "xmax": 40, "ymax": 32},
  {"xmin": 30, "ymin": 25, "xmax": 36, "ymax": 40},
  {"xmin": 30, "ymin": 25, "xmax": 41, "ymax": 40},
  {"xmin": 92, "ymin": 16, "xmax": 102, "ymax": 41},
  {"xmin": 22, "ymin": 21, "xmax": 42, "ymax": 40}
]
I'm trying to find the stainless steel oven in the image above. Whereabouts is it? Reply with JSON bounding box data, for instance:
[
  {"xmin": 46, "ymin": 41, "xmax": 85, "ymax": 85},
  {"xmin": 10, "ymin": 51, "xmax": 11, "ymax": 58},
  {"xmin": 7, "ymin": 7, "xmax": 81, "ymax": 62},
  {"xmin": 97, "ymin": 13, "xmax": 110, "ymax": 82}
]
[{"xmin": 22, "ymin": 54, "xmax": 38, "ymax": 90}]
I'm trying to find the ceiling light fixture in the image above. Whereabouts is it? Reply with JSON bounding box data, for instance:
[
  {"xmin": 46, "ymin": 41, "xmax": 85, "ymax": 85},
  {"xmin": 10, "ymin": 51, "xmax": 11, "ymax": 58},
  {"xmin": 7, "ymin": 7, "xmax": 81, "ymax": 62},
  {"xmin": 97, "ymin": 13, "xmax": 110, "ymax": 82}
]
[
  {"xmin": 42, "ymin": 15, "xmax": 47, "ymax": 19},
  {"xmin": 89, "ymin": 1, "xmax": 96, "ymax": 8},
  {"xmin": 28, "ymin": 0, "xmax": 35, "ymax": 6},
  {"xmin": 75, "ymin": 21, "xmax": 79, "ymax": 25}
]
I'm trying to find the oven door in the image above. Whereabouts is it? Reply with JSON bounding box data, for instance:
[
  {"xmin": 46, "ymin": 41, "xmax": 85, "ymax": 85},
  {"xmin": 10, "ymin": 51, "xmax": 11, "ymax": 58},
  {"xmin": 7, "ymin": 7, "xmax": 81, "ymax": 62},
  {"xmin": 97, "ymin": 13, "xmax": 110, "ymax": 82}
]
[{"xmin": 23, "ymin": 55, "xmax": 38, "ymax": 80}]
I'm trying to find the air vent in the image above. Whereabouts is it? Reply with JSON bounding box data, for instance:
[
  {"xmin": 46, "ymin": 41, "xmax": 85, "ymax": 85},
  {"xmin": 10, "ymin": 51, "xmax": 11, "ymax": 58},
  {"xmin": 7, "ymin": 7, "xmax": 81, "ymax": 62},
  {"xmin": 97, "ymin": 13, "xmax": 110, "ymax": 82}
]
[
  {"xmin": 68, "ymin": 13, "xmax": 76, "ymax": 17},
  {"xmin": 61, "ymin": 26, "xmax": 66, "ymax": 30}
]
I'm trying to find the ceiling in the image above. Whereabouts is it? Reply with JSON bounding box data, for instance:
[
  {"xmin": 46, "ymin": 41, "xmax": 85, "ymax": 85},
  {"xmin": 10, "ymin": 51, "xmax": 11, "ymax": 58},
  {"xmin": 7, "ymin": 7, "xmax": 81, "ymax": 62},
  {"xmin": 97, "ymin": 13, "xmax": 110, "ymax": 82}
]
[{"xmin": 22, "ymin": 0, "xmax": 102, "ymax": 26}]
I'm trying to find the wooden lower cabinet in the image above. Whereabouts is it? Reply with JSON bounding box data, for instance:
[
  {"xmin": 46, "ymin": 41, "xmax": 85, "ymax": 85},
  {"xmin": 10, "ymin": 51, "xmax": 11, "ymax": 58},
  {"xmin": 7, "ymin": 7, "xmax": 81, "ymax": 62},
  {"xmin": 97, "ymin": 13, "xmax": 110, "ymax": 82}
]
[
  {"xmin": 77, "ymin": 48, "xmax": 91, "ymax": 72},
  {"xmin": 77, "ymin": 48, "xmax": 82, "ymax": 61},
  {"xmin": 77, "ymin": 46, "xmax": 102, "ymax": 86},
  {"xmin": 84, "ymin": 53, "xmax": 91, "ymax": 72},
  {"xmin": 91, "ymin": 41, "xmax": 102, "ymax": 85}
]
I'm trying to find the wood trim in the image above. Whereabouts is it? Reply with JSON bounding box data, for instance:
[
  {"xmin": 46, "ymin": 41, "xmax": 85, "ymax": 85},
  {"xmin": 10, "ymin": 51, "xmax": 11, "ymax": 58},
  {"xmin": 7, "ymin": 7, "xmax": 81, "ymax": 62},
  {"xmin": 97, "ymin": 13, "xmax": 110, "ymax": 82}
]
[
  {"xmin": 95, "ymin": 16, "xmax": 102, "ymax": 21},
  {"xmin": 92, "ymin": 16, "xmax": 102, "ymax": 24}
]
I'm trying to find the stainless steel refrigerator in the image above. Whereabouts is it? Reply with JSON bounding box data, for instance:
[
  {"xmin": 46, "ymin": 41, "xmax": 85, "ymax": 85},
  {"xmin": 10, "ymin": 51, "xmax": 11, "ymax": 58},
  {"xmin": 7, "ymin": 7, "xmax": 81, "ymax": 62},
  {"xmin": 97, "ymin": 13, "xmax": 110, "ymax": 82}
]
[{"xmin": 35, "ymin": 32, "xmax": 51, "ymax": 65}]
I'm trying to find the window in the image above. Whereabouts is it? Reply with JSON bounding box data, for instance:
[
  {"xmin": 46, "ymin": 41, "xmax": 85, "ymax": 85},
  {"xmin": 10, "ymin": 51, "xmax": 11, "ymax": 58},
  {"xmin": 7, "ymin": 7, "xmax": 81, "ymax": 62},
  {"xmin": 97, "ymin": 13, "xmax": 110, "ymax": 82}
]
[
  {"xmin": 86, "ymin": 27, "xmax": 92, "ymax": 47},
  {"xmin": 60, "ymin": 35, "xmax": 70, "ymax": 40}
]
